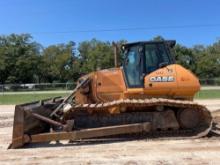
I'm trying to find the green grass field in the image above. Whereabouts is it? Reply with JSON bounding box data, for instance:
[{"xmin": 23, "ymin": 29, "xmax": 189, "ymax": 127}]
[
  {"xmin": 0, "ymin": 89, "xmax": 219, "ymax": 105},
  {"xmin": 195, "ymin": 89, "xmax": 220, "ymax": 99},
  {"xmin": 0, "ymin": 93, "xmax": 68, "ymax": 105}
]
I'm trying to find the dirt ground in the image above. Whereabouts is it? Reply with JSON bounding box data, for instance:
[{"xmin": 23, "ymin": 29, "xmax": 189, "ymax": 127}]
[{"xmin": 0, "ymin": 100, "xmax": 220, "ymax": 165}]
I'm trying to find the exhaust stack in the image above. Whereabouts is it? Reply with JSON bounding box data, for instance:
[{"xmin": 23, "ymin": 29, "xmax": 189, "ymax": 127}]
[{"xmin": 112, "ymin": 42, "xmax": 119, "ymax": 68}]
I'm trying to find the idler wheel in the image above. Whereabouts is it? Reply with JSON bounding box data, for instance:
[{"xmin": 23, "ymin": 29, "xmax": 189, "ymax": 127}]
[{"xmin": 178, "ymin": 109, "xmax": 200, "ymax": 129}]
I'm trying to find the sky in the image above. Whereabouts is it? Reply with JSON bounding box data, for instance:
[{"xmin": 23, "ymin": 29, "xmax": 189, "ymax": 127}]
[{"xmin": 0, "ymin": 0, "xmax": 219, "ymax": 47}]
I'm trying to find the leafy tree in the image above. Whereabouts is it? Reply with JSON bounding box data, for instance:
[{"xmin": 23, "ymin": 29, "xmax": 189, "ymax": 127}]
[
  {"xmin": 0, "ymin": 34, "xmax": 219, "ymax": 84},
  {"xmin": 174, "ymin": 44, "xmax": 196, "ymax": 72},
  {"xmin": 78, "ymin": 39, "xmax": 115, "ymax": 73},
  {"xmin": 152, "ymin": 35, "xmax": 165, "ymax": 41},
  {"xmin": 0, "ymin": 34, "xmax": 42, "ymax": 83},
  {"xmin": 195, "ymin": 41, "xmax": 220, "ymax": 78},
  {"xmin": 41, "ymin": 42, "xmax": 78, "ymax": 82}
]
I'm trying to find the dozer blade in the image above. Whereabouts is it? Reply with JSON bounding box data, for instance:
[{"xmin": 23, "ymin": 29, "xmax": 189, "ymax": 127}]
[
  {"xmin": 9, "ymin": 97, "xmax": 151, "ymax": 149},
  {"xmin": 9, "ymin": 97, "xmax": 64, "ymax": 149},
  {"xmin": 9, "ymin": 77, "xmax": 93, "ymax": 149}
]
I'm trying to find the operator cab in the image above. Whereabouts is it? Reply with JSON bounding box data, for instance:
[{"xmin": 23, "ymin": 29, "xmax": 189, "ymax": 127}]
[{"xmin": 122, "ymin": 40, "xmax": 176, "ymax": 88}]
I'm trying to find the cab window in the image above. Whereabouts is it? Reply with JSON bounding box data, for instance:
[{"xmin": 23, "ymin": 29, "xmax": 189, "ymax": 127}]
[
  {"xmin": 145, "ymin": 43, "xmax": 171, "ymax": 74},
  {"xmin": 124, "ymin": 46, "xmax": 142, "ymax": 87}
]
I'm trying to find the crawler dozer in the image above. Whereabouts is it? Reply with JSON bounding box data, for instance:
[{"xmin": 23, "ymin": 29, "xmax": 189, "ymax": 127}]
[{"xmin": 9, "ymin": 40, "xmax": 212, "ymax": 149}]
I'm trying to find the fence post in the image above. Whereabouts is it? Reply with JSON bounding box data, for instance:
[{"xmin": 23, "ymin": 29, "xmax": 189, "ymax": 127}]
[{"xmin": 1, "ymin": 84, "xmax": 4, "ymax": 96}]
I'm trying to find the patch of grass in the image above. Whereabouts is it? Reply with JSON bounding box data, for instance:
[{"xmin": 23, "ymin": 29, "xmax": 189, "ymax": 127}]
[
  {"xmin": 195, "ymin": 89, "xmax": 220, "ymax": 99},
  {"xmin": 0, "ymin": 93, "xmax": 68, "ymax": 105}
]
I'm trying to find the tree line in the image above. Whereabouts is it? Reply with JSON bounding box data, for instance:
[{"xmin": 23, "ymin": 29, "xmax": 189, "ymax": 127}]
[{"xmin": 0, "ymin": 34, "xmax": 219, "ymax": 84}]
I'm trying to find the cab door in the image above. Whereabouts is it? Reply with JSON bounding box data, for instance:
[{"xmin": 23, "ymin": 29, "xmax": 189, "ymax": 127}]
[{"xmin": 123, "ymin": 45, "xmax": 144, "ymax": 88}]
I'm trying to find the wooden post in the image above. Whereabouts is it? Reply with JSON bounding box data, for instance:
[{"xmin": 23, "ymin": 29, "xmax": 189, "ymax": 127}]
[{"xmin": 112, "ymin": 42, "xmax": 118, "ymax": 67}]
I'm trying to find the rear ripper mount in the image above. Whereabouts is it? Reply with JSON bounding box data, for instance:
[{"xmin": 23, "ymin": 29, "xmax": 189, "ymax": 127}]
[{"xmin": 9, "ymin": 96, "xmax": 212, "ymax": 149}]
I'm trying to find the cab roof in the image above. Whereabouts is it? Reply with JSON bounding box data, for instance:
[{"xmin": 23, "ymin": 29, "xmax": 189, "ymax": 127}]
[{"xmin": 123, "ymin": 40, "xmax": 176, "ymax": 48}]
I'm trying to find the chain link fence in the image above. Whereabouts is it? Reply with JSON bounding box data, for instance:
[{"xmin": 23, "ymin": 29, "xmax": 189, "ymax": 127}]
[
  {"xmin": 0, "ymin": 78, "xmax": 220, "ymax": 93},
  {"xmin": 0, "ymin": 83, "xmax": 76, "ymax": 93},
  {"xmin": 199, "ymin": 78, "xmax": 220, "ymax": 86}
]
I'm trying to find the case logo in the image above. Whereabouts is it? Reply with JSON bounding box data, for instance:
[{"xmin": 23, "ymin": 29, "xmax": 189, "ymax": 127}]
[{"xmin": 150, "ymin": 76, "xmax": 174, "ymax": 82}]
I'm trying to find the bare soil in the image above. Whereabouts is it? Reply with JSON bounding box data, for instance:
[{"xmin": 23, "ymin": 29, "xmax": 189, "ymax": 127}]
[{"xmin": 0, "ymin": 100, "xmax": 220, "ymax": 165}]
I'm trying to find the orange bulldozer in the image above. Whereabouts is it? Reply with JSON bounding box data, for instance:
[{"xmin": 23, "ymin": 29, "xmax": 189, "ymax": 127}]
[{"xmin": 9, "ymin": 40, "xmax": 212, "ymax": 149}]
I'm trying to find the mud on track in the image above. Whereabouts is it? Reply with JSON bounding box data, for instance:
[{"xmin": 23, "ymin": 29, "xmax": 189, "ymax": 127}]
[{"xmin": 0, "ymin": 100, "xmax": 220, "ymax": 165}]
